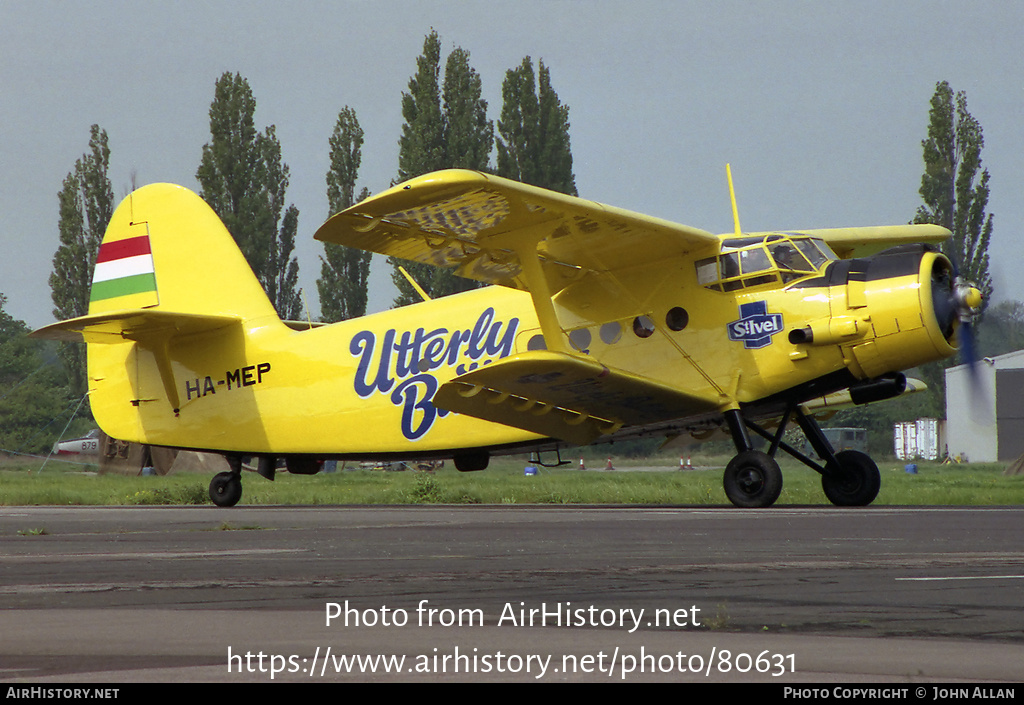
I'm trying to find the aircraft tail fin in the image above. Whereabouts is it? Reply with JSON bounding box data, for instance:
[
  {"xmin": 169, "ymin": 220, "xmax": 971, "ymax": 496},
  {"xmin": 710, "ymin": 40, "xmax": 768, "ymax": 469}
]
[
  {"xmin": 89, "ymin": 183, "xmax": 278, "ymax": 321},
  {"xmin": 33, "ymin": 183, "xmax": 280, "ymax": 425},
  {"xmin": 35, "ymin": 183, "xmax": 278, "ymax": 341}
]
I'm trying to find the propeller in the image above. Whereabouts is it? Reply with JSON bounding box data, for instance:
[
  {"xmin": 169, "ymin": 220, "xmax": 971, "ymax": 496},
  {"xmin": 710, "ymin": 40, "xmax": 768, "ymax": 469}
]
[
  {"xmin": 930, "ymin": 256, "xmax": 983, "ymax": 369},
  {"xmin": 931, "ymin": 254, "xmax": 989, "ymax": 425},
  {"xmin": 952, "ymin": 278, "xmax": 983, "ymax": 372}
]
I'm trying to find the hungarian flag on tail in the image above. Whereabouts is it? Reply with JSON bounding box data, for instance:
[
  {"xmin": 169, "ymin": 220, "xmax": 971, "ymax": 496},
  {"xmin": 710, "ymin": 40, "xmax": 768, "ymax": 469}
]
[{"xmin": 89, "ymin": 230, "xmax": 159, "ymax": 312}]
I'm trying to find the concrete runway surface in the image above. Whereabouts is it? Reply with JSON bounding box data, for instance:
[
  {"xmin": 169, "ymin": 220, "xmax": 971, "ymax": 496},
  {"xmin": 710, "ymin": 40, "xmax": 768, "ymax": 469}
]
[{"xmin": 1, "ymin": 505, "xmax": 1022, "ymax": 682}]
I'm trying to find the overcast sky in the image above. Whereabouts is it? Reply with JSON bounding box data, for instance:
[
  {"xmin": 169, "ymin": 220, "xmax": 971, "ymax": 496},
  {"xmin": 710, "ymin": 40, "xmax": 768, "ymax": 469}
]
[{"xmin": 1, "ymin": 0, "xmax": 1020, "ymax": 328}]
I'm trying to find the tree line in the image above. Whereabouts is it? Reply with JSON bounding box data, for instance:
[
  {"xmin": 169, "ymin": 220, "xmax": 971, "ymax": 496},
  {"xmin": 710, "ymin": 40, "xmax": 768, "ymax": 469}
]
[
  {"xmin": 0, "ymin": 34, "xmax": 1003, "ymax": 455},
  {"xmin": 50, "ymin": 31, "xmax": 577, "ymax": 332}
]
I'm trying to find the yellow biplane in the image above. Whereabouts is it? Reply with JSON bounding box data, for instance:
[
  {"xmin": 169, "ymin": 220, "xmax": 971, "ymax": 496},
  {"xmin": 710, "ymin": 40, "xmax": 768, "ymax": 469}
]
[{"xmin": 32, "ymin": 168, "xmax": 981, "ymax": 507}]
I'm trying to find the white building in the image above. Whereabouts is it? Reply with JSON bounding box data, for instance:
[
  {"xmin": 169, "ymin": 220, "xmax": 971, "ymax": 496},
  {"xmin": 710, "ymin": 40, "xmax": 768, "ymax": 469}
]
[{"xmin": 945, "ymin": 349, "xmax": 1024, "ymax": 462}]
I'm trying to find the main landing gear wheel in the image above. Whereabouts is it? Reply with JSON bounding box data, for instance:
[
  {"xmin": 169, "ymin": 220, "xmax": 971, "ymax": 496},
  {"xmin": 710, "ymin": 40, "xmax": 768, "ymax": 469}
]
[
  {"xmin": 209, "ymin": 471, "xmax": 242, "ymax": 507},
  {"xmin": 723, "ymin": 450, "xmax": 783, "ymax": 508},
  {"xmin": 821, "ymin": 450, "xmax": 880, "ymax": 507}
]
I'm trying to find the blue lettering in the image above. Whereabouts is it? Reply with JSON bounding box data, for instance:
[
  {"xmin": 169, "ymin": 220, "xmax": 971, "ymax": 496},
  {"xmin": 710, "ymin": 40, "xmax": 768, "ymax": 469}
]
[
  {"xmin": 486, "ymin": 314, "xmax": 519, "ymax": 357},
  {"xmin": 350, "ymin": 330, "xmax": 377, "ymax": 398},
  {"xmin": 446, "ymin": 329, "xmax": 469, "ymax": 365},
  {"xmin": 421, "ymin": 332, "xmax": 447, "ymax": 371},
  {"xmin": 391, "ymin": 375, "xmax": 439, "ymax": 441},
  {"xmin": 467, "ymin": 307, "xmax": 494, "ymax": 359},
  {"xmin": 350, "ymin": 308, "xmax": 521, "ymax": 440}
]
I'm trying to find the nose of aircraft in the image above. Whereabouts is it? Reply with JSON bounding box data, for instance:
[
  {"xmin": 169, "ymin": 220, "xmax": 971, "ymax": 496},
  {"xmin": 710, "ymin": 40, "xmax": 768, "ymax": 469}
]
[
  {"xmin": 929, "ymin": 256, "xmax": 983, "ymax": 347},
  {"xmin": 955, "ymin": 282, "xmax": 983, "ymax": 321},
  {"xmin": 952, "ymin": 279, "xmax": 983, "ymax": 376}
]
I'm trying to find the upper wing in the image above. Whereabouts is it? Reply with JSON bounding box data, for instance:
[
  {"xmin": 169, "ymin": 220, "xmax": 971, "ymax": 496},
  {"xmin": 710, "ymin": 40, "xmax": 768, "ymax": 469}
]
[
  {"xmin": 774, "ymin": 224, "xmax": 950, "ymax": 259},
  {"xmin": 314, "ymin": 169, "xmax": 719, "ymax": 295}
]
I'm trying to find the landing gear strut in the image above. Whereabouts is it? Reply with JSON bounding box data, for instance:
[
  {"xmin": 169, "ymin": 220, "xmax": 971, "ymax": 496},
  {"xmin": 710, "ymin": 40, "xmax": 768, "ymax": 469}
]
[{"xmin": 721, "ymin": 406, "xmax": 880, "ymax": 508}]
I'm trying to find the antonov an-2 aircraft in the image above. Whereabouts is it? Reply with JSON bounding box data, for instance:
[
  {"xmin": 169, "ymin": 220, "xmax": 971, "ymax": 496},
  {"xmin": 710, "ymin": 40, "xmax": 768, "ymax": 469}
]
[{"xmin": 32, "ymin": 168, "xmax": 981, "ymax": 508}]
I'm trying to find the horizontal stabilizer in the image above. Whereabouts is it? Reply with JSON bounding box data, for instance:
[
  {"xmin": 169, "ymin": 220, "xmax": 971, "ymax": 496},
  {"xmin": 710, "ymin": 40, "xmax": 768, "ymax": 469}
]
[
  {"xmin": 433, "ymin": 350, "xmax": 718, "ymax": 446},
  {"xmin": 31, "ymin": 309, "xmax": 241, "ymax": 345}
]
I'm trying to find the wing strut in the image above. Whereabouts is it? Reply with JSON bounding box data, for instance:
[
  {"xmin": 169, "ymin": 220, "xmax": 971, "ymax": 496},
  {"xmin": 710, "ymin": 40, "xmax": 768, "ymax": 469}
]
[
  {"xmin": 397, "ymin": 265, "xmax": 432, "ymax": 302},
  {"xmin": 515, "ymin": 242, "xmax": 568, "ymax": 354}
]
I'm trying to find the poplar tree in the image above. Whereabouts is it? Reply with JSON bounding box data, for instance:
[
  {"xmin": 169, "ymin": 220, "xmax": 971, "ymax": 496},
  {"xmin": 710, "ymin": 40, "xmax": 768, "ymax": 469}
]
[
  {"xmin": 50, "ymin": 124, "xmax": 113, "ymax": 395},
  {"xmin": 396, "ymin": 31, "xmax": 446, "ymax": 184},
  {"xmin": 390, "ymin": 32, "xmax": 494, "ymax": 306},
  {"xmin": 196, "ymin": 72, "xmax": 302, "ymax": 319},
  {"xmin": 914, "ymin": 80, "xmax": 994, "ymax": 307},
  {"xmin": 903, "ymin": 81, "xmax": 996, "ymax": 422},
  {"xmin": 318, "ymin": 107, "xmax": 372, "ymax": 322},
  {"xmin": 443, "ymin": 47, "xmax": 493, "ymax": 171},
  {"xmin": 419, "ymin": 45, "xmax": 494, "ymax": 301},
  {"xmin": 497, "ymin": 57, "xmax": 576, "ymax": 195}
]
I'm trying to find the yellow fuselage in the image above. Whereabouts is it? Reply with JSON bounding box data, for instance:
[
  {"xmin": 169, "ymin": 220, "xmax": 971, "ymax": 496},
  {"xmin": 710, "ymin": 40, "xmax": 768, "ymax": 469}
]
[{"xmin": 89, "ymin": 246, "xmax": 953, "ymax": 458}]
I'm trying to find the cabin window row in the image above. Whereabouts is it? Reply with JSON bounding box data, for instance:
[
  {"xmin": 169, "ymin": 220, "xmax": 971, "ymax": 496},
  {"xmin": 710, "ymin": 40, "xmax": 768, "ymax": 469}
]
[
  {"xmin": 695, "ymin": 236, "xmax": 836, "ymax": 292},
  {"xmin": 525, "ymin": 307, "xmax": 691, "ymax": 353}
]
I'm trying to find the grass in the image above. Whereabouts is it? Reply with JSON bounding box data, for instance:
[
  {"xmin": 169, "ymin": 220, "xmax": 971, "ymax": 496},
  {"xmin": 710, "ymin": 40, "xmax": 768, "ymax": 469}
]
[
  {"xmin": 16, "ymin": 527, "xmax": 48, "ymax": 536},
  {"xmin": 0, "ymin": 452, "xmax": 1021, "ymax": 507}
]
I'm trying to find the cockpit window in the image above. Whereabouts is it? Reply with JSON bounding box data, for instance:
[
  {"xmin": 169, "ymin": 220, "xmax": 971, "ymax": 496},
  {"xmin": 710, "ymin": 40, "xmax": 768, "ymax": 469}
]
[
  {"xmin": 769, "ymin": 242, "xmax": 812, "ymax": 271},
  {"xmin": 739, "ymin": 247, "xmax": 771, "ymax": 274},
  {"xmin": 720, "ymin": 252, "xmax": 740, "ymax": 278},
  {"xmin": 696, "ymin": 235, "xmax": 836, "ymax": 292},
  {"xmin": 794, "ymin": 238, "xmax": 832, "ymax": 268},
  {"xmin": 737, "ymin": 247, "xmax": 775, "ymax": 288},
  {"xmin": 769, "ymin": 241, "xmax": 814, "ymax": 283},
  {"xmin": 695, "ymin": 257, "xmax": 718, "ymax": 285}
]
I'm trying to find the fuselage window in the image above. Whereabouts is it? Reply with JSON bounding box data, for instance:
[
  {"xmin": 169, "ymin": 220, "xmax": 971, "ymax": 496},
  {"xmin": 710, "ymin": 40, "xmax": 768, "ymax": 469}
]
[{"xmin": 633, "ymin": 315, "xmax": 656, "ymax": 338}]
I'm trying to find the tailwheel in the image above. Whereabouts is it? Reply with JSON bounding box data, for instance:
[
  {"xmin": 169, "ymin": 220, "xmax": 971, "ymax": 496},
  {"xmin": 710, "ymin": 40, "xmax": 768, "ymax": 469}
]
[
  {"xmin": 821, "ymin": 450, "xmax": 880, "ymax": 507},
  {"xmin": 723, "ymin": 450, "xmax": 783, "ymax": 508},
  {"xmin": 209, "ymin": 471, "xmax": 242, "ymax": 507}
]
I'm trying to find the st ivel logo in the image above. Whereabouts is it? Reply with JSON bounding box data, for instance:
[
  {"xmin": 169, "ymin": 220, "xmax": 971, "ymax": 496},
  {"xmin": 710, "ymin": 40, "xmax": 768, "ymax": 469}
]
[{"xmin": 727, "ymin": 301, "xmax": 784, "ymax": 349}]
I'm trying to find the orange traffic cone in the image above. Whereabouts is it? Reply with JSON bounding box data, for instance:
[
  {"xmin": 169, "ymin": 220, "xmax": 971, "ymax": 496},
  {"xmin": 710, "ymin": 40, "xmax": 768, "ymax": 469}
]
[
  {"xmin": 579, "ymin": 457, "xmax": 586, "ymax": 470},
  {"xmin": 605, "ymin": 457, "xmax": 614, "ymax": 470}
]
